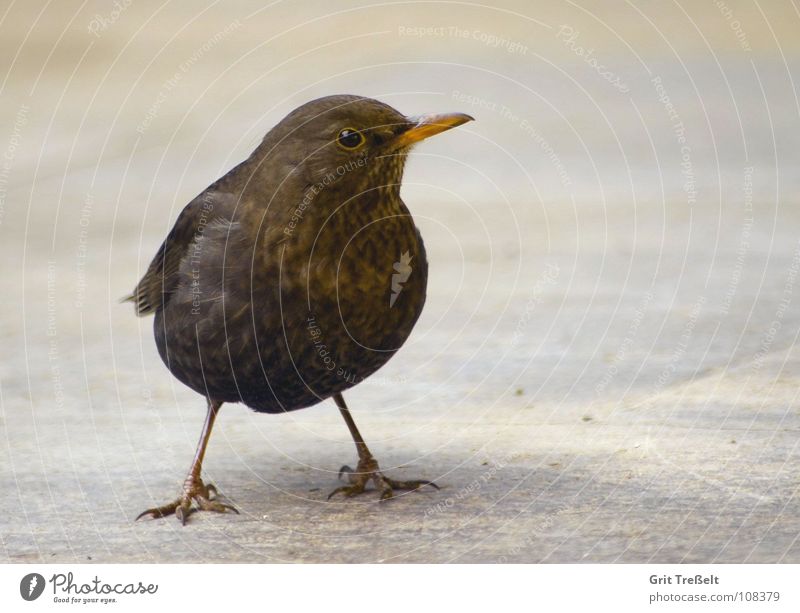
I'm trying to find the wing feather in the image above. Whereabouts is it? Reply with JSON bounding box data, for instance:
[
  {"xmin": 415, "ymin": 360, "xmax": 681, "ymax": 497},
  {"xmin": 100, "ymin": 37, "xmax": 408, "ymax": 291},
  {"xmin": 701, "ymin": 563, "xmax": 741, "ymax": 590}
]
[{"xmin": 123, "ymin": 191, "xmax": 237, "ymax": 316}]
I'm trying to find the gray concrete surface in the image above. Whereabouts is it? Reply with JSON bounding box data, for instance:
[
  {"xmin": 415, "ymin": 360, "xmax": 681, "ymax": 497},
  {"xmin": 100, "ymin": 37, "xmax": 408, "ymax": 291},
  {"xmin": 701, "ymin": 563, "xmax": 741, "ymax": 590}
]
[{"xmin": 1, "ymin": 1, "xmax": 799, "ymax": 562}]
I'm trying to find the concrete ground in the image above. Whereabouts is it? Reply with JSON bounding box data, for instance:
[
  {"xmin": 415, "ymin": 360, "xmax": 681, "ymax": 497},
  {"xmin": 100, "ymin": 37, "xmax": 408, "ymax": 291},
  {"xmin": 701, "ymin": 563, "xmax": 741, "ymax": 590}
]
[{"xmin": 1, "ymin": 1, "xmax": 799, "ymax": 562}]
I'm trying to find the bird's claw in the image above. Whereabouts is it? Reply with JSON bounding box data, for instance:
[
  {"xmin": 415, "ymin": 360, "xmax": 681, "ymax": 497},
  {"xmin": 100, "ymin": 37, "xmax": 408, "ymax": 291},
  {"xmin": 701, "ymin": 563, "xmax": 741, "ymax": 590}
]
[
  {"xmin": 327, "ymin": 458, "xmax": 438, "ymax": 501},
  {"xmin": 136, "ymin": 478, "xmax": 238, "ymax": 525}
]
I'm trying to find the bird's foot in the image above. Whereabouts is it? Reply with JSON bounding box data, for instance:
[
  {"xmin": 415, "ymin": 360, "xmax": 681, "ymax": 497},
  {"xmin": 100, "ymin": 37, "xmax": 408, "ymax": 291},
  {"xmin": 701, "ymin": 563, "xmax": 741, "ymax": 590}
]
[
  {"xmin": 136, "ymin": 476, "xmax": 238, "ymax": 524},
  {"xmin": 327, "ymin": 456, "xmax": 439, "ymax": 501}
]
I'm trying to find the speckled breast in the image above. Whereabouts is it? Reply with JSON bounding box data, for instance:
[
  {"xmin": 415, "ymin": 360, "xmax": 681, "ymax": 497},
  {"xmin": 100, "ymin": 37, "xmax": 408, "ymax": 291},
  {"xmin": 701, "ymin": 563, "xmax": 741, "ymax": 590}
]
[
  {"xmin": 154, "ymin": 198, "xmax": 428, "ymax": 414},
  {"xmin": 269, "ymin": 210, "xmax": 429, "ymax": 411}
]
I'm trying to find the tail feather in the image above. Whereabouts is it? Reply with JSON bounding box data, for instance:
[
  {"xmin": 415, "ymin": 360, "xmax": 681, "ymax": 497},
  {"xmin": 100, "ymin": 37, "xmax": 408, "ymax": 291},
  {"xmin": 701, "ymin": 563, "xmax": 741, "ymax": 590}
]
[{"xmin": 120, "ymin": 288, "xmax": 155, "ymax": 316}]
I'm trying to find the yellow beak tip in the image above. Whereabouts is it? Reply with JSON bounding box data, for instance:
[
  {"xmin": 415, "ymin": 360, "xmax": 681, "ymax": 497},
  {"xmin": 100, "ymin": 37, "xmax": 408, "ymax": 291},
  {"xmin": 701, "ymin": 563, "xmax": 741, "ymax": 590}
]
[{"xmin": 394, "ymin": 112, "xmax": 474, "ymax": 146}]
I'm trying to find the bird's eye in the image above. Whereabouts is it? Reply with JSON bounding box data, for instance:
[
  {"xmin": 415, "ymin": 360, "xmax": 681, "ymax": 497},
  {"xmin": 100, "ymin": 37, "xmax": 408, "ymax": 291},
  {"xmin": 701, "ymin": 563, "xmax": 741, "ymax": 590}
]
[{"xmin": 337, "ymin": 127, "xmax": 365, "ymax": 150}]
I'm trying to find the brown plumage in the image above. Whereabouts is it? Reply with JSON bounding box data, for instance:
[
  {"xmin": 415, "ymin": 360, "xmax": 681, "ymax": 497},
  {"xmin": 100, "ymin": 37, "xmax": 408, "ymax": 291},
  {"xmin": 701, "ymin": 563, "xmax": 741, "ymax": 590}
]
[{"xmin": 127, "ymin": 95, "xmax": 472, "ymax": 523}]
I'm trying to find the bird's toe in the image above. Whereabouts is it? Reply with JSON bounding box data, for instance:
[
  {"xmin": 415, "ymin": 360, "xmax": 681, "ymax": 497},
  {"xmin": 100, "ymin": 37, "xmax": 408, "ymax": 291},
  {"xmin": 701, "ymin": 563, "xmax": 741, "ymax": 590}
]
[
  {"xmin": 135, "ymin": 478, "xmax": 237, "ymax": 524},
  {"xmin": 384, "ymin": 477, "xmax": 439, "ymax": 492},
  {"xmin": 326, "ymin": 456, "xmax": 439, "ymax": 502}
]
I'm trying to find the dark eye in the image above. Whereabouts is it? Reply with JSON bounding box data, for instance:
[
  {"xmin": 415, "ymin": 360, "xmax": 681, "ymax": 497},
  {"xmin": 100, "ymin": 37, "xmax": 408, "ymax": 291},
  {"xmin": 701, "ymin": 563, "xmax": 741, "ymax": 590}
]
[{"xmin": 337, "ymin": 127, "xmax": 365, "ymax": 150}]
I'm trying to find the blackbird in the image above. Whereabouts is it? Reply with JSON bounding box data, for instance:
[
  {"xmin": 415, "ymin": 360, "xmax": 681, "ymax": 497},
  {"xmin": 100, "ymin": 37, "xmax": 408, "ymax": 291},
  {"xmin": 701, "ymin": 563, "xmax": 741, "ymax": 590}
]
[{"xmin": 127, "ymin": 95, "xmax": 472, "ymax": 524}]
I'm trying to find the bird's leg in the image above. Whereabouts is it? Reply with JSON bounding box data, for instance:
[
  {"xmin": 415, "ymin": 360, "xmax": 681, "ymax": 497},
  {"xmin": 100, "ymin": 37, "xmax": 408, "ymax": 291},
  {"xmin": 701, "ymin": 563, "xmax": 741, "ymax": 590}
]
[
  {"xmin": 136, "ymin": 399, "xmax": 238, "ymax": 524},
  {"xmin": 328, "ymin": 393, "xmax": 439, "ymax": 501}
]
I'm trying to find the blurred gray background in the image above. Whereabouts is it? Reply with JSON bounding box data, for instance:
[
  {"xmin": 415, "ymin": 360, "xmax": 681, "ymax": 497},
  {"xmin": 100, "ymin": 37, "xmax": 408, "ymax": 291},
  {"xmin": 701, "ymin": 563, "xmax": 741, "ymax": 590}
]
[{"xmin": 1, "ymin": 0, "xmax": 799, "ymax": 562}]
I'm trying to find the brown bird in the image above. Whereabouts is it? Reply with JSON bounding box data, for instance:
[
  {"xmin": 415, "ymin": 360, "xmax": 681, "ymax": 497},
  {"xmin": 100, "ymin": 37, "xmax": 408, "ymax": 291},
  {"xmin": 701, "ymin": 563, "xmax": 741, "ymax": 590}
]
[{"xmin": 127, "ymin": 95, "xmax": 472, "ymax": 524}]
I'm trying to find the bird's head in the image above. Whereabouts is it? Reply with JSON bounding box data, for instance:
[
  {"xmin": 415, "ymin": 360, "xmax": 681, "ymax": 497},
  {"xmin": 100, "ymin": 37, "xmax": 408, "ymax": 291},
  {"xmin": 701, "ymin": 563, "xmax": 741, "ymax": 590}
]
[{"xmin": 256, "ymin": 95, "xmax": 473, "ymax": 204}]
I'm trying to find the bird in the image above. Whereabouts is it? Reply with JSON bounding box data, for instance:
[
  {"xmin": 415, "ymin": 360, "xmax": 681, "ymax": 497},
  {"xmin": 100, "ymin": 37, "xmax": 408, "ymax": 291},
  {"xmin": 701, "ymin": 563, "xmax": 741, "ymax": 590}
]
[{"xmin": 126, "ymin": 94, "xmax": 473, "ymax": 524}]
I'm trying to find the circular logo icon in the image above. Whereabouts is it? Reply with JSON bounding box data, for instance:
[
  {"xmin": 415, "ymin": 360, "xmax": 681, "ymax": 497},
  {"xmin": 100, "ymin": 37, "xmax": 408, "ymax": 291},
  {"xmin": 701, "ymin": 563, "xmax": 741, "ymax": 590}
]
[{"xmin": 20, "ymin": 573, "xmax": 45, "ymax": 601}]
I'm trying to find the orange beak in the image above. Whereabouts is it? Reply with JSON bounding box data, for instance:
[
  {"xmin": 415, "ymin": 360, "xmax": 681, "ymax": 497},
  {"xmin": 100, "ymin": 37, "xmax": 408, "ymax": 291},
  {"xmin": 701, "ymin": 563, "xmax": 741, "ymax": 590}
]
[{"xmin": 393, "ymin": 112, "xmax": 474, "ymax": 148}]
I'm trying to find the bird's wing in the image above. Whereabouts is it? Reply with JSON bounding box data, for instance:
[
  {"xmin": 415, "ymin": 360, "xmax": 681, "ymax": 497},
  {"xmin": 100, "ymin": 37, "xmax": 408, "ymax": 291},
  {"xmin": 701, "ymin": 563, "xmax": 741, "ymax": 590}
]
[{"xmin": 123, "ymin": 190, "xmax": 238, "ymax": 316}]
